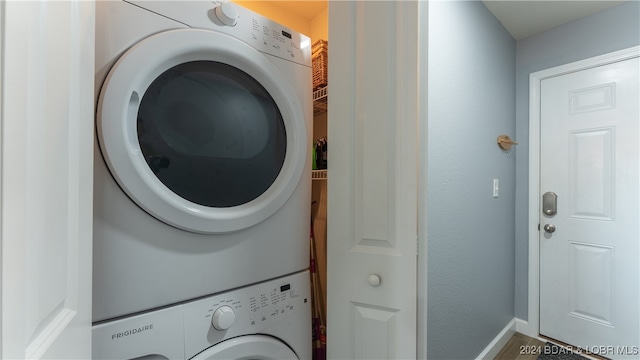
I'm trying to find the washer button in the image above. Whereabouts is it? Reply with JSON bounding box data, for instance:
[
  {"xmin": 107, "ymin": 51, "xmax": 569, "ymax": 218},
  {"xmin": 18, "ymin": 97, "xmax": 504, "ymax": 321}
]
[{"xmin": 211, "ymin": 305, "xmax": 236, "ymax": 330}]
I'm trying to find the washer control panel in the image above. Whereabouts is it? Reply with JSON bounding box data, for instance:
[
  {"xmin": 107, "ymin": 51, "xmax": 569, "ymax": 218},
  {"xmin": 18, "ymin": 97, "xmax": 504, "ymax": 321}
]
[{"xmin": 182, "ymin": 271, "xmax": 310, "ymax": 359}]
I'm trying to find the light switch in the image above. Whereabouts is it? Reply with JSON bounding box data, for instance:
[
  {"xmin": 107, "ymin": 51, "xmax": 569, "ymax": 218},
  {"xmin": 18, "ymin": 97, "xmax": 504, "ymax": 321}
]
[{"xmin": 493, "ymin": 179, "xmax": 499, "ymax": 198}]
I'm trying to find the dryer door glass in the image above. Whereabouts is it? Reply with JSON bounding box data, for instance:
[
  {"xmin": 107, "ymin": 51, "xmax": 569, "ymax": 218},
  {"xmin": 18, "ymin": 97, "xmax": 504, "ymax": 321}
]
[{"xmin": 137, "ymin": 61, "xmax": 286, "ymax": 207}]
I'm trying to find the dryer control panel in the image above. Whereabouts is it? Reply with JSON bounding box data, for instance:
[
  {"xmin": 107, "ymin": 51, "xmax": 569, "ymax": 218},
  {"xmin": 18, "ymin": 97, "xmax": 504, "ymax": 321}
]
[
  {"xmin": 182, "ymin": 271, "xmax": 311, "ymax": 359},
  {"xmin": 215, "ymin": 0, "xmax": 311, "ymax": 66},
  {"xmin": 125, "ymin": 0, "xmax": 311, "ymax": 67}
]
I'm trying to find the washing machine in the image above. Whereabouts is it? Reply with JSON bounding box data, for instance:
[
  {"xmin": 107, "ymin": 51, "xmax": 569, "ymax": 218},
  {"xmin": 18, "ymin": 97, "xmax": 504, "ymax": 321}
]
[
  {"xmin": 93, "ymin": 270, "xmax": 311, "ymax": 359},
  {"xmin": 93, "ymin": 0, "xmax": 312, "ymax": 322}
]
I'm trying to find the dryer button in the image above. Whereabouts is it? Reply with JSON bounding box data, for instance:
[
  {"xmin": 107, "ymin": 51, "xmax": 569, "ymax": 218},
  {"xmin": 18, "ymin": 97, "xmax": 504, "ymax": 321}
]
[
  {"xmin": 214, "ymin": 3, "xmax": 238, "ymax": 27},
  {"xmin": 211, "ymin": 305, "xmax": 236, "ymax": 330}
]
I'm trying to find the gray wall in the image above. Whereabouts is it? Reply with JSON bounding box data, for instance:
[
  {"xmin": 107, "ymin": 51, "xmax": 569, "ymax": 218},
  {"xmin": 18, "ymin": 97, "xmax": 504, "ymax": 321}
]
[
  {"xmin": 426, "ymin": 1, "xmax": 516, "ymax": 358},
  {"xmin": 514, "ymin": 1, "xmax": 640, "ymax": 320}
]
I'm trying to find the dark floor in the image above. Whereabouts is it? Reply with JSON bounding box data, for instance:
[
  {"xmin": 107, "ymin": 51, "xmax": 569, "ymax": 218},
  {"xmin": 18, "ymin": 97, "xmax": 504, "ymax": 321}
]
[
  {"xmin": 495, "ymin": 333, "xmax": 606, "ymax": 360},
  {"xmin": 494, "ymin": 332, "xmax": 546, "ymax": 360}
]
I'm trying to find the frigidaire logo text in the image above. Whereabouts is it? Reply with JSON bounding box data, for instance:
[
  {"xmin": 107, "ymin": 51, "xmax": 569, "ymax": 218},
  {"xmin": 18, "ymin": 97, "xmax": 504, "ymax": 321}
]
[{"xmin": 112, "ymin": 324, "xmax": 154, "ymax": 340}]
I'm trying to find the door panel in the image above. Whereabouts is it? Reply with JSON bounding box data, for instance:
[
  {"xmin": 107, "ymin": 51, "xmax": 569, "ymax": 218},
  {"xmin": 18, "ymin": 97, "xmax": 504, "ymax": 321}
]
[
  {"xmin": 539, "ymin": 56, "xmax": 639, "ymax": 358},
  {"xmin": 327, "ymin": 2, "xmax": 418, "ymax": 358}
]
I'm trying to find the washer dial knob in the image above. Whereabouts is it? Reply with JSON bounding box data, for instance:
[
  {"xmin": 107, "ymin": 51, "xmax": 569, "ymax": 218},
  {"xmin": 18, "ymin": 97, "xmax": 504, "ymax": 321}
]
[
  {"xmin": 214, "ymin": 3, "xmax": 238, "ymax": 27},
  {"xmin": 211, "ymin": 305, "xmax": 236, "ymax": 330}
]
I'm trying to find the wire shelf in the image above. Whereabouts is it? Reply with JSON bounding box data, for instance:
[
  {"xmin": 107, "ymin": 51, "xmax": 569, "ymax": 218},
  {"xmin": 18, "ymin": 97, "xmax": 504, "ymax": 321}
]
[{"xmin": 312, "ymin": 169, "xmax": 327, "ymax": 180}]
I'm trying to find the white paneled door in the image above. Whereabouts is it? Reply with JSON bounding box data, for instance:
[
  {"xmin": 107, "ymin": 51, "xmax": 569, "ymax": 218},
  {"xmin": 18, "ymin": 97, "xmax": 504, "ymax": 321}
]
[
  {"xmin": 327, "ymin": 1, "xmax": 420, "ymax": 359},
  {"xmin": 539, "ymin": 54, "xmax": 639, "ymax": 358},
  {"xmin": 1, "ymin": 1, "xmax": 95, "ymax": 358}
]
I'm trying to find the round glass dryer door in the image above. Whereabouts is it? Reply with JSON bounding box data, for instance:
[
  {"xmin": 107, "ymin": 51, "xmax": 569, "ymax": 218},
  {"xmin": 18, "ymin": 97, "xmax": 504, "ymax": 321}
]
[
  {"xmin": 191, "ymin": 335, "xmax": 299, "ymax": 360},
  {"xmin": 97, "ymin": 29, "xmax": 307, "ymax": 234},
  {"xmin": 137, "ymin": 60, "xmax": 285, "ymax": 208}
]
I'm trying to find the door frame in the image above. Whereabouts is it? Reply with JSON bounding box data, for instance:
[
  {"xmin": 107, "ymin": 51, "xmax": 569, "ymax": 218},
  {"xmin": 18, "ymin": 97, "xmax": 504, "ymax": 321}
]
[{"xmin": 527, "ymin": 45, "xmax": 640, "ymax": 339}]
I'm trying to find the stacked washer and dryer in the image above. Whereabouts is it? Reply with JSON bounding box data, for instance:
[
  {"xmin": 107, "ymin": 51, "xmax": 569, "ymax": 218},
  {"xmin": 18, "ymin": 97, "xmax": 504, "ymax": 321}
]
[{"xmin": 92, "ymin": 1, "xmax": 312, "ymax": 358}]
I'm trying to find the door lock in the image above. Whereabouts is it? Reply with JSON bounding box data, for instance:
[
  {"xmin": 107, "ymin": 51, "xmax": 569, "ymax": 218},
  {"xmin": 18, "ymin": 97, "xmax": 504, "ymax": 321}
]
[{"xmin": 542, "ymin": 192, "xmax": 558, "ymax": 216}]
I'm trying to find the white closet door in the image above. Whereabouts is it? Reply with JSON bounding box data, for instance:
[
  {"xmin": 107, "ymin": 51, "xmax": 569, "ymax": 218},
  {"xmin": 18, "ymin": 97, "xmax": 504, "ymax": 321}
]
[
  {"xmin": 1, "ymin": 1, "xmax": 95, "ymax": 358},
  {"xmin": 327, "ymin": 1, "xmax": 420, "ymax": 358}
]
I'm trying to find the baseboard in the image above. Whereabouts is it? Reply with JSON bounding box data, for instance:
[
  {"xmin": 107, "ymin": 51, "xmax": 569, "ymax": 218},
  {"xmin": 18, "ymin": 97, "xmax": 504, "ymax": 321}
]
[
  {"xmin": 476, "ymin": 318, "xmax": 516, "ymax": 360},
  {"xmin": 515, "ymin": 318, "xmax": 528, "ymax": 335}
]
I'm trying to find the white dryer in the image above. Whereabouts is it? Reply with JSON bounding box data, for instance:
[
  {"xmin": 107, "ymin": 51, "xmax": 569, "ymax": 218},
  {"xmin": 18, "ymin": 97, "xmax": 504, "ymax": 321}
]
[
  {"xmin": 94, "ymin": 1, "xmax": 312, "ymax": 322},
  {"xmin": 92, "ymin": 271, "xmax": 311, "ymax": 359}
]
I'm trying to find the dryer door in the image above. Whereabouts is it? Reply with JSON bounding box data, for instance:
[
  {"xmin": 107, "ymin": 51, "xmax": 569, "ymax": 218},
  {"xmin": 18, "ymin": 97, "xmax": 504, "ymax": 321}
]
[
  {"xmin": 191, "ymin": 335, "xmax": 299, "ymax": 360},
  {"xmin": 97, "ymin": 29, "xmax": 307, "ymax": 234}
]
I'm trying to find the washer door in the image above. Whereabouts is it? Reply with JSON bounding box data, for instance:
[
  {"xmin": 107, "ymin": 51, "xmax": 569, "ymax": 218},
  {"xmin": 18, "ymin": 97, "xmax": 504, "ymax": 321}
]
[
  {"xmin": 191, "ymin": 335, "xmax": 299, "ymax": 360},
  {"xmin": 97, "ymin": 29, "xmax": 307, "ymax": 234}
]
